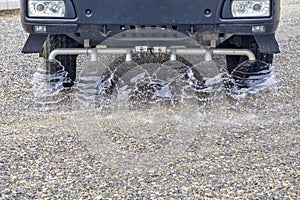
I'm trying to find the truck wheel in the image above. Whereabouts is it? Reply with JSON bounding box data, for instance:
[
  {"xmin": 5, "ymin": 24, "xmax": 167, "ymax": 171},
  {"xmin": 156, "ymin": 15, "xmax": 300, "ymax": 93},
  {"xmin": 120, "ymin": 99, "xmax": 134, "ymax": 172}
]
[
  {"xmin": 43, "ymin": 34, "xmax": 78, "ymax": 87},
  {"xmin": 223, "ymin": 35, "xmax": 273, "ymax": 73}
]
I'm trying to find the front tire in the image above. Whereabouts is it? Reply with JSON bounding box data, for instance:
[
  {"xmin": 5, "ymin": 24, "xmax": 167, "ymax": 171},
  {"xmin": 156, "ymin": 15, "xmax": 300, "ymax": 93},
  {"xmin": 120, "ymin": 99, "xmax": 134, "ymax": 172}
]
[
  {"xmin": 221, "ymin": 35, "xmax": 274, "ymax": 73},
  {"xmin": 42, "ymin": 34, "xmax": 79, "ymax": 87}
]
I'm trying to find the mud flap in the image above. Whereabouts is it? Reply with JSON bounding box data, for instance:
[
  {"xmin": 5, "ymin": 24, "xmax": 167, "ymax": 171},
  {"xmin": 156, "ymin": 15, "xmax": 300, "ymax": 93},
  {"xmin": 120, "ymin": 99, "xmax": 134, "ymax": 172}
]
[
  {"xmin": 22, "ymin": 34, "xmax": 47, "ymax": 53},
  {"xmin": 254, "ymin": 34, "xmax": 280, "ymax": 54}
]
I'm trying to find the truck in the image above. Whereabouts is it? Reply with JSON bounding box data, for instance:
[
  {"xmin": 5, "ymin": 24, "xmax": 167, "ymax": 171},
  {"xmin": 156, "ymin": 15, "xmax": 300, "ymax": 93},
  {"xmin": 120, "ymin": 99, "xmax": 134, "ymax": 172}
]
[{"xmin": 20, "ymin": 0, "xmax": 280, "ymax": 92}]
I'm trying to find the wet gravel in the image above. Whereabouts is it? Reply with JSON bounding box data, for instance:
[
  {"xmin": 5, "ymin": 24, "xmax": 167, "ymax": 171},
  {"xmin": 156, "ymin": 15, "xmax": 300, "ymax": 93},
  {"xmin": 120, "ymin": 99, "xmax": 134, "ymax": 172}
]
[{"xmin": 1, "ymin": 2, "xmax": 300, "ymax": 199}]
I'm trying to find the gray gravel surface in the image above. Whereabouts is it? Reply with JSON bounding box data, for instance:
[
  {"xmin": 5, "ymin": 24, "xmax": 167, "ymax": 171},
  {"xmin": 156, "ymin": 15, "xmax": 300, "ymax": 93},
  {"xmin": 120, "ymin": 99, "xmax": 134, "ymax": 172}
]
[{"xmin": 1, "ymin": 2, "xmax": 300, "ymax": 199}]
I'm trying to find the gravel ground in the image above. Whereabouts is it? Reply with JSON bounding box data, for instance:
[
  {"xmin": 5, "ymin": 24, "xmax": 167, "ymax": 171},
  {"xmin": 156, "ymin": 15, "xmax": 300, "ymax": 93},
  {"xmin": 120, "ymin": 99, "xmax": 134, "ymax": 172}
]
[{"xmin": 0, "ymin": 2, "xmax": 300, "ymax": 199}]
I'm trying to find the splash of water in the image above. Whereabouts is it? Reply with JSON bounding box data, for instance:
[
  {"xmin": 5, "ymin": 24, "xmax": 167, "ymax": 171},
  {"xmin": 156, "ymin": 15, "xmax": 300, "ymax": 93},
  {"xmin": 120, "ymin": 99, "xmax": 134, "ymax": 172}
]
[
  {"xmin": 73, "ymin": 57, "xmax": 278, "ymax": 173},
  {"xmin": 30, "ymin": 60, "xmax": 72, "ymax": 109},
  {"xmin": 74, "ymin": 59, "xmax": 213, "ymax": 173},
  {"xmin": 227, "ymin": 66, "xmax": 277, "ymax": 99}
]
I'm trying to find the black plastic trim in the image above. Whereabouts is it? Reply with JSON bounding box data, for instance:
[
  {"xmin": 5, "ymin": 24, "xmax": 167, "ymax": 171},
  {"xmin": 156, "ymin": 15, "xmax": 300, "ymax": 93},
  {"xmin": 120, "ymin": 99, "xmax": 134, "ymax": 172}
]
[
  {"xmin": 22, "ymin": 34, "xmax": 47, "ymax": 53},
  {"xmin": 254, "ymin": 34, "xmax": 280, "ymax": 53}
]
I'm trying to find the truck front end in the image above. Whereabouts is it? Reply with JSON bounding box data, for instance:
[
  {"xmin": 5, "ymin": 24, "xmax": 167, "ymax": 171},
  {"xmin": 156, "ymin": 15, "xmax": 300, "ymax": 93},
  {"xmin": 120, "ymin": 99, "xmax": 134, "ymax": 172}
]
[{"xmin": 20, "ymin": 0, "xmax": 280, "ymax": 90}]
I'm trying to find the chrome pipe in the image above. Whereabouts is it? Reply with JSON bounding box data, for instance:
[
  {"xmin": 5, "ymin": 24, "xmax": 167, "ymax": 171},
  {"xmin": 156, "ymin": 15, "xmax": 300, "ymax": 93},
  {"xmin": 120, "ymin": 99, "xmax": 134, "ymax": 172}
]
[
  {"xmin": 173, "ymin": 48, "xmax": 255, "ymax": 61},
  {"xmin": 48, "ymin": 48, "xmax": 134, "ymax": 62},
  {"xmin": 212, "ymin": 49, "xmax": 256, "ymax": 61},
  {"xmin": 48, "ymin": 47, "xmax": 256, "ymax": 62}
]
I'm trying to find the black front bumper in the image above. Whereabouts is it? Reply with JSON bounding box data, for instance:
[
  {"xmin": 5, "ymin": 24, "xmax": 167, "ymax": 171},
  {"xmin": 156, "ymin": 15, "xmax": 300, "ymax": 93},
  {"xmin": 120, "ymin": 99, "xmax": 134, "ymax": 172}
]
[
  {"xmin": 21, "ymin": 0, "xmax": 280, "ymax": 33},
  {"xmin": 20, "ymin": 0, "xmax": 280, "ymax": 52}
]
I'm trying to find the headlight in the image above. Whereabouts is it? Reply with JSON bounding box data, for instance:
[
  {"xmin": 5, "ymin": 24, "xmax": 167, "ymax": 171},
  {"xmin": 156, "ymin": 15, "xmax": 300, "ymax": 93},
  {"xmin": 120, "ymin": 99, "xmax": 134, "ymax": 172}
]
[
  {"xmin": 231, "ymin": 0, "xmax": 270, "ymax": 18},
  {"xmin": 28, "ymin": 0, "xmax": 66, "ymax": 17}
]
